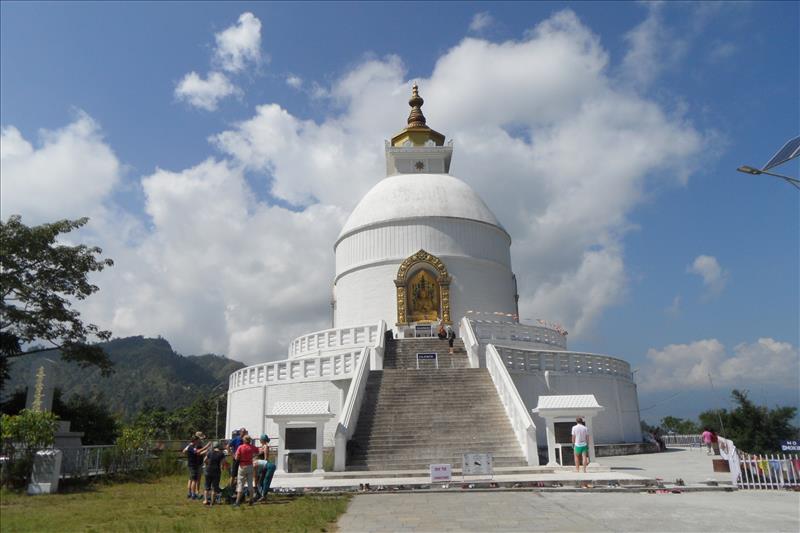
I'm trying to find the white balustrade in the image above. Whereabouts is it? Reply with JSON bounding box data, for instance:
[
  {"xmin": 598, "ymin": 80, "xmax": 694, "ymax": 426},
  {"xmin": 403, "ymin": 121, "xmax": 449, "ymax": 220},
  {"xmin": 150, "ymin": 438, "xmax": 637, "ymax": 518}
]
[
  {"xmin": 288, "ymin": 323, "xmax": 381, "ymax": 359},
  {"xmin": 485, "ymin": 344, "xmax": 539, "ymax": 465},
  {"xmin": 229, "ymin": 348, "xmax": 365, "ymax": 391},
  {"xmin": 460, "ymin": 316, "xmax": 480, "ymax": 369},
  {"xmin": 471, "ymin": 319, "xmax": 567, "ymax": 350},
  {"xmin": 494, "ymin": 346, "xmax": 633, "ymax": 381},
  {"xmin": 334, "ymin": 346, "xmax": 372, "ymax": 471}
]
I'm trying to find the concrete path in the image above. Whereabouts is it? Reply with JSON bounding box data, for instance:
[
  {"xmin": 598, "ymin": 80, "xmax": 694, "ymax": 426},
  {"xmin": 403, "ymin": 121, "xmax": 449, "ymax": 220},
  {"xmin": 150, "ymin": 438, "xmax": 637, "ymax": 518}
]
[
  {"xmin": 601, "ymin": 447, "xmax": 732, "ymax": 485},
  {"xmin": 336, "ymin": 491, "xmax": 800, "ymax": 532}
]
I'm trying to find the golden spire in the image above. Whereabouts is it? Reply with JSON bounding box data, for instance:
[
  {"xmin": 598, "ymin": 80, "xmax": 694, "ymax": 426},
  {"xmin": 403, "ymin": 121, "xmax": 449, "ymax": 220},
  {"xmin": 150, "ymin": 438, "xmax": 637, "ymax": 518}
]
[
  {"xmin": 407, "ymin": 83, "xmax": 427, "ymax": 127},
  {"xmin": 390, "ymin": 83, "xmax": 445, "ymax": 147}
]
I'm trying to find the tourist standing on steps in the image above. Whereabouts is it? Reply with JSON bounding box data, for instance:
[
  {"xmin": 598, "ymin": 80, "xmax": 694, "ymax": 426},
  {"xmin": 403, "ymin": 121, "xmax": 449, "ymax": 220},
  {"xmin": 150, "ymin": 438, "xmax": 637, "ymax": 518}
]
[
  {"xmin": 203, "ymin": 441, "xmax": 227, "ymax": 506},
  {"xmin": 233, "ymin": 434, "xmax": 257, "ymax": 506},
  {"xmin": 446, "ymin": 325, "xmax": 456, "ymax": 354},
  {"xmin": 571, "ymin": 417, "xmax": 590, "ymax": 473}
]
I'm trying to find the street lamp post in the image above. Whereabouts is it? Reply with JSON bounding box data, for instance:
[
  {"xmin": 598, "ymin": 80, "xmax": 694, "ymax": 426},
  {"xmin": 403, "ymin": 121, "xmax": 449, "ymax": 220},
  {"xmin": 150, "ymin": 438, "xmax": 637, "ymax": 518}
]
[{"xmin": 737, "ymin": 165, "xmax": 800, "ymax": 189}]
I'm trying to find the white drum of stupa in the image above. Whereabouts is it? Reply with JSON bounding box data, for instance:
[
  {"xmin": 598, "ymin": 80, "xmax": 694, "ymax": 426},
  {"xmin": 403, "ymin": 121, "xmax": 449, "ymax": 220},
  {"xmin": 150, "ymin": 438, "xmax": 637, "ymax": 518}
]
[{"xmin": 334, "ymin": 85, "xmax": 517, "ymax": 332}]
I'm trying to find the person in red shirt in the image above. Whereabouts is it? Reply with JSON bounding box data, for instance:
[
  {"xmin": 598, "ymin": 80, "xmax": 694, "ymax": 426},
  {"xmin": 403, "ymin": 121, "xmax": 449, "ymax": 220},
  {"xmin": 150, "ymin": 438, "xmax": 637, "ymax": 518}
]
[{"xmin": 233, "ymin": 434, "xmax": 257, "ymax": 506}]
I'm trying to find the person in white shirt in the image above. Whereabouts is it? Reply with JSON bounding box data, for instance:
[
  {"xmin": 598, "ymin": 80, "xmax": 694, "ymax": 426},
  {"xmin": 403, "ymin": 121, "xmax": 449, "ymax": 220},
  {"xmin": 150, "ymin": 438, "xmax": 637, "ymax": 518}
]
[{"xmin": 571, "ymin": 417, "xmax": 590, "ymax": 473}]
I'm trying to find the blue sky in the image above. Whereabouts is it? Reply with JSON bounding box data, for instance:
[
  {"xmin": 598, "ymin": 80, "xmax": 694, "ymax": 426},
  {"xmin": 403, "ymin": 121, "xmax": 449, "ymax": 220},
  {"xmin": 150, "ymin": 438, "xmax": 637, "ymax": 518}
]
[{"xmin": 2, "ymin": 2, "xmax": 798, "ymax": 423}]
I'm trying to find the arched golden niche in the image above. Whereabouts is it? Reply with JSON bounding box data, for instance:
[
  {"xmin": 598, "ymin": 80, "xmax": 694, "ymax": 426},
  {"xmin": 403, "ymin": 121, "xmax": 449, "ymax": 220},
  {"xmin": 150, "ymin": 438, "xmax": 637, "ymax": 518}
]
[{"xmin": 395, "ymin": 249, "xmax": 451, "ymax": 325}]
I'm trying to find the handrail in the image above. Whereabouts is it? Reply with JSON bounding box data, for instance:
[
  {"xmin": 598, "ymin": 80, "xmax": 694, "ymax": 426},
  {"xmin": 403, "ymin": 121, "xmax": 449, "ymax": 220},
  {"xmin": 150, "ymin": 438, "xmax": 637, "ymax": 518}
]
[
  {"xmin": 460, "ymin": 316, "xmax": 480, "ymax": 368},
  {"xmin": 288, "ymin": 323, "xmax": 381, "ymax": 359},
  {"xmin": 334, "ymin": 346, "xmax": 372, "ymax": 471},
  {"xmin": 485, "ymin": 344, "xmax": 539, "ymax": 465},
  {"xmin": 370, "ymin": 320, "xmax": 387, "ymax": 370}
]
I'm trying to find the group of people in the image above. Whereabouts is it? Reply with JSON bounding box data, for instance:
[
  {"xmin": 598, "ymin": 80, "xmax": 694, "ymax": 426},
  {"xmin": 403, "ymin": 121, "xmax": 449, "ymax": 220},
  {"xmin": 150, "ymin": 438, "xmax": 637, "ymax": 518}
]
[
  {"xmin": 183, "ymin": 428, "xmax": 277, "ymax": 507},
  {"xmin": 436, "ymin": 323, "xmax": 457, "ymax": 354}
]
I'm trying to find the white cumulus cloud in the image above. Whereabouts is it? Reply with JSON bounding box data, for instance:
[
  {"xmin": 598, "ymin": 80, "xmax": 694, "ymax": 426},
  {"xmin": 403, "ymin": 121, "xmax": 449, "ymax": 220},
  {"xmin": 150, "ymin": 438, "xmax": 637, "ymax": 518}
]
[
  {"xmin": 469, "ymin": 12, "xmax": 494, "ymax": 33},
  {"xmin": 0, "ymin": 112, "xmax": 121, "ymax": 223},
  {"xmin": 641, "ymin": 338, "xmax": 799, "ymax": 392},
  {"xmin": 688, "ymin": 254, "xmax": 729, "ymax": 298},
  {"xmin": 175, "ymin": 71, "xmax": 239, "ymax": 111},
  {"xmin": 214, "ymin": 12, "xmax": 262, "ymax": 73},
  {"xmin": 285, "ymin": 75, "xmax": 303, "ymax": 89}
]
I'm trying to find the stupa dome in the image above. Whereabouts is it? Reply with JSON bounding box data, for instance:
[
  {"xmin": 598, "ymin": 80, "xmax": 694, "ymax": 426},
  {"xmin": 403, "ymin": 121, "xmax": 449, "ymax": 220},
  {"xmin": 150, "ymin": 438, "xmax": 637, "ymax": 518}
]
[{"xmin": 337, "ymin": 173, "xmax": 505, "ymax": 240}]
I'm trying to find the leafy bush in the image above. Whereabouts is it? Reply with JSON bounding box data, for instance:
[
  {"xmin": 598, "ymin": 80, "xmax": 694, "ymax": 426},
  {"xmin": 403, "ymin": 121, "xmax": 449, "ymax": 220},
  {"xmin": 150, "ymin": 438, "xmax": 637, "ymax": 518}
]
[{"xmin": 0, "ymin": 409, "xmax": 58, "ymax": 488}]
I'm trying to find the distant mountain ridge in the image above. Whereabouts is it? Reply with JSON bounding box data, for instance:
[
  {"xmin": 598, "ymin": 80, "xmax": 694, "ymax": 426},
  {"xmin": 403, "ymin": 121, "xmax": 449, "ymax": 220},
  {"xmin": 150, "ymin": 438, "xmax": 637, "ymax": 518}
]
[{"xmin": 4, "ymin": 336, "xmax": 246, "ymax": 419}]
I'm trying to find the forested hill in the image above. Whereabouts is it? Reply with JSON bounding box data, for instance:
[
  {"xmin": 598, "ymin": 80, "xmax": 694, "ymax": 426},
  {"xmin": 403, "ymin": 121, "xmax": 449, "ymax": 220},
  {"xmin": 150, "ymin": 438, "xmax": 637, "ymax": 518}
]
[{"xmin": 3, "ymin": 336, "xmax": 246, "ymax": 419}]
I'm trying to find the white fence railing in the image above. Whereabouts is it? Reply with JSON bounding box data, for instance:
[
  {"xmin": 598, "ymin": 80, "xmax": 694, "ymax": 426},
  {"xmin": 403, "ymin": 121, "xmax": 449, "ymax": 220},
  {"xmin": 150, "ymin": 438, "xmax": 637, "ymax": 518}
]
[
  {"xmin": 737, "ymin": 452, "xmax": 800, "ymax": 489},
  {"xmin": 662, "ymin": 434, "xmax": 703, "ymax": 447},
  {"xmin": 471, "ymin": 319, "xmax": 567, "ymax": 350},
  {"xmin": 494, "ymin": 346, "xmax": 633, "ymax": 381},
  {"xmin": 460, "ymin": 316, "xmax": 480, "ymax": 369},
  {"xmin": 334, "ymin": 346, "xmax": 373, "ymax": 471},
  {"xmin": 485, "ymin": 344, "xmax": 539, "ymax": 465},
  {"xmin": 229, "ymin": 348, "xmax": 365, "ymax": 390},
  {"xmin": 288, "ymin": 323, "xmax": 382, "ymax": 359}
]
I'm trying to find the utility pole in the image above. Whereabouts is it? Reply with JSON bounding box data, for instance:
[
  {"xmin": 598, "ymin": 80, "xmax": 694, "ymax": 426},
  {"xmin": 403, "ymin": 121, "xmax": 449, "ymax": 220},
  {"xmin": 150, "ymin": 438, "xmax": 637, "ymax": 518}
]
[{"xmin": 707, "ymin": 372, "xmax": 727, "ymax": 436}]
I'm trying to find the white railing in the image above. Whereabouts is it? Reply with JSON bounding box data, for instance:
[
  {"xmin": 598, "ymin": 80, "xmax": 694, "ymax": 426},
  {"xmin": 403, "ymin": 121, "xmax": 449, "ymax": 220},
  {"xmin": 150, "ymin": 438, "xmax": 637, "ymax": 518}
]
[
  {"xmin": 59, "ymin": 445, "xmax": 148, "ymax": 479},
  {"xmin": 485, "ymin": 344, "xmax": 539, "ymax": 465},
  {"xmin": 288, "ymin": 323, "xmax": 382, "ymax": 359},
  {"xmin": 494, "ymin": 346, "xmax": 633, "ymax": 381},
  {"xmin": 662, "ymin": 434, "xmax": 703, "ymax": 447},
  {"xmin": 369, "ymin": 320, "xmax": 387, "ymax": 370},
  {"xmin": 460, "ymin": 316, "xmax": 480, "ymax": 368},
  {"xmin": 334, "ymin": 346, "xmax": 372, "ymax": 471},
  {"xmin": 229, "ymin": 348, "xmax": 365, "ymax": 391},
  {"xmin": 471, "ymin": 319, "xmax": 567, "ymax": 350},
  {"xmin": 737, "ymin": 451, "xmax": 800, "ymax": 489}
]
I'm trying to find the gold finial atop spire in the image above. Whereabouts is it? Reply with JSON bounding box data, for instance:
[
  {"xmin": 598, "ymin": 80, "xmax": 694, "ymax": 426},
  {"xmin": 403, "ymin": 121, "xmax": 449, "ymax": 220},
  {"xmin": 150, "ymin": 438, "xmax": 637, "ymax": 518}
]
[
  {"xmin": 390, "ymin": 83, "xmax": 445, "ymax": 147},
  {"xmin": 407, "ymin": 83, "xmax": 427, "ymax": 127}
]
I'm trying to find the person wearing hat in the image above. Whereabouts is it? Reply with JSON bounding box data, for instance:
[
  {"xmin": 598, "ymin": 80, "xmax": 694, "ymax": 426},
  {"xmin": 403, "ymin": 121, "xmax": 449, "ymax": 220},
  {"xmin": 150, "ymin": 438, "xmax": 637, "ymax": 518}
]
[
  {"xmin": 202, "ymin": 441, "xmax": 227, "ymax": 506},
  {"xmin": 255, "ymin": 434, "xmax": 277, "ymax": 502},
  {"xmin": 183, "ymin": 434, "xmax": 211, "ymax": 500}
]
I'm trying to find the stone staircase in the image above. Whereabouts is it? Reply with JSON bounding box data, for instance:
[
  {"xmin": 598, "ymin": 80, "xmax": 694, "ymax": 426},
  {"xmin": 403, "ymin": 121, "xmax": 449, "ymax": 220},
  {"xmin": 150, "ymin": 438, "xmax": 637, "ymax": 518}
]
[{"xmin": 346, "ymin": 338, "xmax": 527, "ymax": 471}]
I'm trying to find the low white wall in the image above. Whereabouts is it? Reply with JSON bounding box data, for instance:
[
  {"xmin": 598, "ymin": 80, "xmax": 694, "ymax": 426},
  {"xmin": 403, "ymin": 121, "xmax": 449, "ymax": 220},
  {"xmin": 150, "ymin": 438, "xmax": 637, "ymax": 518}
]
[
  {"xmin": 511, "ymin": 372, "xmax": 642, "ymax": 445},
  {"xmin": 226, "ymin": 379, "xmax": 350, "ymax": 446}
]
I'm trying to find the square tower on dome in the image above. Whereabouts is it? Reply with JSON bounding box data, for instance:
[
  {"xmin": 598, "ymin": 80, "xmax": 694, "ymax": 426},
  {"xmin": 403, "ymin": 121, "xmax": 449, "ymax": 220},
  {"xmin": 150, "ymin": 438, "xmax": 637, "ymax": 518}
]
[{"xmin": 385, "ymin": 84, "xmax": 452, "ymax": 176}]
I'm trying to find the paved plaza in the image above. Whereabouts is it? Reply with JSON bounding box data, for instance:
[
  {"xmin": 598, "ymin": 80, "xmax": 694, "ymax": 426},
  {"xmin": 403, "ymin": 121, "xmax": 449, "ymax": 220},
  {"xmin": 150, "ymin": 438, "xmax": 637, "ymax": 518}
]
[
  {"xmin": 335, "ymin": 449, "xmax": 799, "ymax": 532},
  {"xmin": 336, "ymin": 491, "xmax": 800, "ymax": 532}
]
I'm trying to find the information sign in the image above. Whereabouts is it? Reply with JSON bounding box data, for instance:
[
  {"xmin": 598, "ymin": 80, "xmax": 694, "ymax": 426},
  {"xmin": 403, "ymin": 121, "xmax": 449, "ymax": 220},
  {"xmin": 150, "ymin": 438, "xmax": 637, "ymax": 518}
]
[
  {"xmin": 416, "ymin": 352, "xmax": 438, "ymax": 369},
  {"xmin": 780, "ymin": 440, "xmax": 800, "ymax": 452},
  {"xmin": 430, "ymin": 463, "xmax": 452, "ymax": 483}
]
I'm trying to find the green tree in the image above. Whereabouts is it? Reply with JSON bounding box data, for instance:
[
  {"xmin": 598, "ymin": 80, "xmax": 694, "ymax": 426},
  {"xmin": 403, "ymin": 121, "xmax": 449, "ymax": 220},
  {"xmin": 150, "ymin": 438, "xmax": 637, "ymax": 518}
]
[
  {"xmin": 660, "ymin": 416, "xmax": 700, "ymax": 434},
  {"xmin": 699, "ymin": 389, "xmax": 798, "ymax": 453},
  {"xmin": 0, "ymin": 216, "xmax": 114, "ymax": 389}
]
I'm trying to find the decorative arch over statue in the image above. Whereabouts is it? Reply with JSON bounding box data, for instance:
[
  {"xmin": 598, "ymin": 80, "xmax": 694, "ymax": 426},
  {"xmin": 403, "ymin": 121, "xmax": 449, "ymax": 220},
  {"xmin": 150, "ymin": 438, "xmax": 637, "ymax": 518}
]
[{"xmin": 395, "ymin": 249, "xmax": 451, "ymax": 325}]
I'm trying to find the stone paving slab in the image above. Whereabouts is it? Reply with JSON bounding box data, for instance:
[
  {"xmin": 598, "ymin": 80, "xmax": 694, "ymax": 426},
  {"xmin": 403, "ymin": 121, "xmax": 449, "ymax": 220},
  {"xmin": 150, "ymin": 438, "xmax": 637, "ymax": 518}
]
[{"xmin": 337, "ymin": 491, "xmax": 800, "ymax": 532}]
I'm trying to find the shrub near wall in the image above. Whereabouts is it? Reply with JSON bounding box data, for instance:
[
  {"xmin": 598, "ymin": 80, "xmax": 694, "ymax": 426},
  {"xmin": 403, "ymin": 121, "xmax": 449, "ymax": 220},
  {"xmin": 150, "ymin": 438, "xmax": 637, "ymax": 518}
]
[{"xmin": 0, "ymin": 409, "xmax": 58, "ymax": 489}]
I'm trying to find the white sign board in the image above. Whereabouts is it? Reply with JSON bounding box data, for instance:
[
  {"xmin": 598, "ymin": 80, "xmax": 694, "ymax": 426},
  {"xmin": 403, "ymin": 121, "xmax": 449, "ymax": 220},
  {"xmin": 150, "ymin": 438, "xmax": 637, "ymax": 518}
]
[
  {"xmin": 430, "ymin": 463, "xmax": 452, "ymax": 483},
  {"xmin": 462, "ymin": 453, "xmax": 493, "ymax": 476}
]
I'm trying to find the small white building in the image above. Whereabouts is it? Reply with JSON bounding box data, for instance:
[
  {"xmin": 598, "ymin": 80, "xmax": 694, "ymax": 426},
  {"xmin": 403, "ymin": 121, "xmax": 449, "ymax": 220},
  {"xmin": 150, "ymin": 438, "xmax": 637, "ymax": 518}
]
[{"xmin": 226, "ymin": 86, "xmax": 642, "ymax": 470}]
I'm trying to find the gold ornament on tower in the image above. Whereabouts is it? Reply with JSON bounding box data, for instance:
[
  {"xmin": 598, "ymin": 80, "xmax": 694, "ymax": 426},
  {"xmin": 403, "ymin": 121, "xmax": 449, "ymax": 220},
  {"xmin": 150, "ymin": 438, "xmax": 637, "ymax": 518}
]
[{"xmin": 395, "ymin": 249, "xmax": 451, "ymax": 325}]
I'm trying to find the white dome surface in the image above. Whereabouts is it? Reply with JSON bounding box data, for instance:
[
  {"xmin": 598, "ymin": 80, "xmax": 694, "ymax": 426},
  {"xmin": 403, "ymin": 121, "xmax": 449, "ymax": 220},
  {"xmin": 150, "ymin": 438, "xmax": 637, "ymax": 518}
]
[{"xmin": 338, "ymin": 173, "xmax": 503, "ymax": 239}]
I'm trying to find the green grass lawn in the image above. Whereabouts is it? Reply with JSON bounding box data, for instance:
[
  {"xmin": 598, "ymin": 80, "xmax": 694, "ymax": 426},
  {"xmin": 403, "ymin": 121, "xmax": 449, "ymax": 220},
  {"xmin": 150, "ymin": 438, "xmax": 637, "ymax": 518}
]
[{"xmin": 0, "ymin": 475, "xmax": 350, "ymax": 533}]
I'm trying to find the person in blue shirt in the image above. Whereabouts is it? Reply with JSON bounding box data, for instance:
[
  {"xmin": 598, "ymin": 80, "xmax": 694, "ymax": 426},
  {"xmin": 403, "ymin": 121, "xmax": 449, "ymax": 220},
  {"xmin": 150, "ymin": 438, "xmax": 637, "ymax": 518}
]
[
  {"xmin": 183, "ymin": 433, "xmax": 211, "ymax": 499},
  {"xmin": 227, "ymin": 429, "xmax": 243, "ymax": 489}
]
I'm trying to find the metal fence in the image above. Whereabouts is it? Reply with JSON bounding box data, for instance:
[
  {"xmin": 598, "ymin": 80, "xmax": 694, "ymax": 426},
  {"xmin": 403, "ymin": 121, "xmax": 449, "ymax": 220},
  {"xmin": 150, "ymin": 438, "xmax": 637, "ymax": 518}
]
[
  {"xmin": 737, "ymin": 452, "xmax": 800, "ymax": 490},
  {"xmin": 59, "ymin": 445, "xmax": 149, "ymax": 479},
  {"xmin": 661, "ymin": 434, "xmax": 703, "ymax": 447}
]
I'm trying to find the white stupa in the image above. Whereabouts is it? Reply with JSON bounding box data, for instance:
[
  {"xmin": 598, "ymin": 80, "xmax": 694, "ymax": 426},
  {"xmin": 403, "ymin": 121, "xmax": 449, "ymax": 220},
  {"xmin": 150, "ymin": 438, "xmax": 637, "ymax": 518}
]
[{"xmin": 227, "ymin": 86, "xmax": 642, "ymax": 473}]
